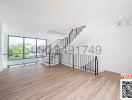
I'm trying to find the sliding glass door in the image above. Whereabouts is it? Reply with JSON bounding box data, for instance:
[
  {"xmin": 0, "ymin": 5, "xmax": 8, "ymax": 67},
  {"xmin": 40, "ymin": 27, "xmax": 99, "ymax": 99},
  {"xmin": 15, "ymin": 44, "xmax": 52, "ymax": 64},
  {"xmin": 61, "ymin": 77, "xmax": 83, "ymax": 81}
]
[
  {"xmin": 8, "ymin": 36, "xmax": 47, "ymax": 60},
  {"xmin": 8, "ymin": 36, "xmax": 23, "ymax": 60},
  {"xmin": 24, "ymin": 38, "xmax": 36, "ymax": 58},
  {"xmin": 37, "ymin": 39, "xmax": 46, "ymax": 57}
]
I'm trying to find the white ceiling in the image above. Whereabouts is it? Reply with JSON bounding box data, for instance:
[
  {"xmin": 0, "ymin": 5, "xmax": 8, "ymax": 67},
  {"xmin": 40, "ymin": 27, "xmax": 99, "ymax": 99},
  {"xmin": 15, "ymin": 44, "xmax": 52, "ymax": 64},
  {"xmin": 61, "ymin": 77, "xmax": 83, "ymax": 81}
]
[{"xmin": 0, "ymin": 0, "xmax": 132, "ymax": 34}]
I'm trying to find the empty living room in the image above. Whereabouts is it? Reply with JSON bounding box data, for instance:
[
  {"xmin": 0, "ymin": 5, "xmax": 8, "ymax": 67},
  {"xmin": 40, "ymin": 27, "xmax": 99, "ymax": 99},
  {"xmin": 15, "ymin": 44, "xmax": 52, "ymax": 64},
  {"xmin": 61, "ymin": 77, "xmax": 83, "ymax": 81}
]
[{"xmin": 0, "ymin": 0, "xmax": 132, "ymax": 100}]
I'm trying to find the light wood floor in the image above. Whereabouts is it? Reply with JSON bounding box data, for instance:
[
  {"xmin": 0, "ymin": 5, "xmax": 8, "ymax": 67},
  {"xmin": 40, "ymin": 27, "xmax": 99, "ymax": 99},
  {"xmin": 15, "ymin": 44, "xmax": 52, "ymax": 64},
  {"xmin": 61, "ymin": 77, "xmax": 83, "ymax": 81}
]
[{"xmin": 0, "ymin": 64, "xmax": 121, "ymax": 100}]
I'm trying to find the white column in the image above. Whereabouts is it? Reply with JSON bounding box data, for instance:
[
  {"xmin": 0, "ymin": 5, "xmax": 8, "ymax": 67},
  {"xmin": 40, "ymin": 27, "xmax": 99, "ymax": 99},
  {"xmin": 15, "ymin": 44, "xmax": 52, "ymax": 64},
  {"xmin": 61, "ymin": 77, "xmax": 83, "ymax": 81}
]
[{"xmin": 0, "ymin": 22, "xmax": 2, "ymax": 71}]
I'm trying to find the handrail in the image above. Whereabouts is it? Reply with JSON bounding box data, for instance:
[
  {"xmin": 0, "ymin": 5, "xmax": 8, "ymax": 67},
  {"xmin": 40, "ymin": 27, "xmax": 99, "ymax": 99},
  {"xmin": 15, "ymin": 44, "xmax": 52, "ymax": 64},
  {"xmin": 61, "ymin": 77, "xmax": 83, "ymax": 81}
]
[
  {"xmin": 48, "ymin": 25, "xmax": 86, "ymax": 53},
  {"xmin": 62, "ymin": 53, "xmax": 98, "ymax": 75},
  {"xmin": 48, "ymin": 39, "xmax": 62, "ymax": 47},
  {"xmin": 48, "ymin": 53, "xmax": 98, "ymax": 75},
  {"xmin": 42, "ymin": 24, "xmax": 99, "ymax": 75},
  {"xmin": 43, "ymin": 25, "xmax": 87, "ymax": 68}
]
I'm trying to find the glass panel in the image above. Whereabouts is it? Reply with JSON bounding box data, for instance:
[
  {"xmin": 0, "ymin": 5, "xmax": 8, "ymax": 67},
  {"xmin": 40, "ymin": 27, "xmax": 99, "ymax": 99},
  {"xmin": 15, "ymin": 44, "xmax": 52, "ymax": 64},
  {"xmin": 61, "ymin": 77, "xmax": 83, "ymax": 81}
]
[
  {"xmin": 9, "ymin": 36, "xmax": 23, "ymax": 60},
  {"xmin": 8, "ymin": 36, "xmax": 46, "ymax": 61},
  {"xmin": 24, "ymin": 38, "xmax": 36, "ymax": 58},
  {"xmin": 37, "ymin": 39, "xmax": 46, "ymax": 57}
]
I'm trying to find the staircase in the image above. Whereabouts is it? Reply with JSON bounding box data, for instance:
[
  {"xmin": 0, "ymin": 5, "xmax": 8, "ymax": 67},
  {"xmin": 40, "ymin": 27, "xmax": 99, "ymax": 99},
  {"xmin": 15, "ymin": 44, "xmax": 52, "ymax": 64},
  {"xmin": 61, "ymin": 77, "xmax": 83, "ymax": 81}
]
[
  {"xmin": 42, "ymin": 25, "xmax": 86, "ymax": 66},
  {"xmin": 42, "ymin": 25, "xmax": 98, "ymax": 75}
]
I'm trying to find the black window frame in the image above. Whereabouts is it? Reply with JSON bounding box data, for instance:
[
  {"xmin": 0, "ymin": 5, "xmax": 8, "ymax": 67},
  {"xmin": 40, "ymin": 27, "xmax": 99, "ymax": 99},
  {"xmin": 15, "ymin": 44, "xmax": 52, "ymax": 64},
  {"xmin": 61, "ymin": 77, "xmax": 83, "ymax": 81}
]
[{"xmin": 8, "ymin": 35, "xmax": 47, "ymax": 61}]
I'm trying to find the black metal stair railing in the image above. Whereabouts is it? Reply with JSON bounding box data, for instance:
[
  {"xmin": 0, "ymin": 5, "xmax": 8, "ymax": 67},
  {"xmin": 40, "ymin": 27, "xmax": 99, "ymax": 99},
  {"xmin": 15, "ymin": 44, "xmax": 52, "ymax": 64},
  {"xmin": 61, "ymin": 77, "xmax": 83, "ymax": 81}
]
[
  {"xmin": 43, "ymin": 25, "xmax": 86, "ymax": 56},
  {"xmin": 46, "ymin": 52, "xmax": 98, "ymax": 75},
  {"xmin": 47, "ymin": 25, "xmax": 86, "ymax": 54},
  {"xmin": 42, "ymin": 25, "xmax": 98, "ymax": 75},
  {"xmin": 42, "ymin": 25, "xmax": 93, "ymax": 68},
  {"xmin": 61, "ymin": 53, "xmax": 98, "ymax": 75}
]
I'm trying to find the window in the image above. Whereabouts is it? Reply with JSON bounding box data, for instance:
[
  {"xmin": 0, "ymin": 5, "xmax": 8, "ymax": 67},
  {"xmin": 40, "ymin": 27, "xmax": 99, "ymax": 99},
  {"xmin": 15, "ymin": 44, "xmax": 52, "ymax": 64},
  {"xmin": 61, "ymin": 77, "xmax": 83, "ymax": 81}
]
[
  {"xmin": 8, "ymin": 36, "xmax": 23, "ymax": 60},
  {"xmin": 37, "ymin": 39, "xmax": 46, "ymax": 57},
  {"xmin": 8, "ymin": 36, "xmax": 47, "ymax": 60},
  {"xmin": 24, "ymin": 38, "xmax": 36, "ymax": 58}
]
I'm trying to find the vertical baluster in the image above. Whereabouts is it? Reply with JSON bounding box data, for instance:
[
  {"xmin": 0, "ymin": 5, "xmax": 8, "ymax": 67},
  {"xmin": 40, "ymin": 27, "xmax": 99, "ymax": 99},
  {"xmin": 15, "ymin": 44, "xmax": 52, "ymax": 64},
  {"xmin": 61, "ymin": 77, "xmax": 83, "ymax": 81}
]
[
  {"xmin": 78, "ymin": 54, "xmax": 80, "ymax": 68},
  {"xmin": 49, "ymin": 53, "xmax": 50, "ymax": 67},
  {"xmin": 90, "ymin": 56, "xmax": 92, "ymax": 73},
  {"xmin": 69, "ymin": 54, "xmax": 70, "ymax": 65},
  {"xmin": 75, "ymin": 28, "xmax": 78, "ymax": 37},
  {"xmin": 53, "ymin": 52, "xmax": 56, "ymax": 63},
  {"xmin": 51, "ymin": 53, "xmax": 52, "ymax": 65},
  {"xmin": 67, "ymin": 37, "xmax": 68, "ymax": 46},
  {"xmin": 64, "ymin": 53, "xmax": 65, "ymax": 64},
  {"xmin": 66, "ymin": 37, "xmax": 67, "ymax": 46},
  {"xmin": 67, "ymin": 54, "xmax": 68, "ymax": 64},
  {"xmin": 95, "ymin": 56, "xmax": 97, "ymax": 75},
  {"xmin": 62, "ymin": 54, "xmax": 65, "ymax": 63},
  {"xmin": 80, "ymin": 54, "xmax": 81, "ymax": 68},
  {"xmin": 69, "ymin": 34, "xmax": 70, "ymax": 43},
  {"xmin": 74, "ymin": 54, "xmax": 75, "ymax": 67},
  {"xmin": 96, "ymin": 56, "xmax": 98, "ymax": 75},
  {"xmin": 77, "ymin": 27, "xmax": 80, "ymax": 35},
  {"xmin": 83, "ymin": 55, "xmax": 84, "ymax": 69},
  {"xmin": 70, "ymin": 54, "xmax": 71, "ymax": 65},
  {"xmin": 84, "ymin": 55, "xmax": 85, "ymax": 69},
  {"xmin": 66, "ymin": 54, "xmax": 67, "ymax": 64},
  {"xmin": 86, "ymin": 55, "xmax": 87, "ymax": 70},
  {"xmin": 55, "ymin": 53, "xmax": 56, "ymax": 64},
  {"xmin": 64, "ymin": 53, "xmax": 66, "ymax": 64},
  {"xmin": 82, "ymin": 55, "xmax": 84, "ymax": 69},
  {"xmin": 94, "ymin": 56, "xmax": 96, "ymax": 74},
  {"xmin": 62, "ymin": 53, "xmax": 63, "ymax": 64},
  {"xmin": 79, "ymin": 54, "xmax": 81, "ymax": 68},
  {"xmin": 88, "ymin": 56, "xmax": 90, "ymax": 71},
  {"xmin": 63, "ymin": 53, "xmax": 64, "ymax": 64},
  {"xmin": 75, "ymin": 54, "xmax": 76, "ymax": 67},
  {"xmin": 70, "ymin": 54, "xmax": 72, "ymax": 66},
  {"xmin": 71, "ymin": 30, "xmax": 73, "ymax": 42},
  {"xmin": 76, "ymin": 54, "xmax": 77, "ymax": 67},
  {"xmin": 69, "ymin": 29, "xmax": 73, "ymax": 43},
  {"xmin": 67, "ymin": 53, "xmax": 68, "ymax": 64},
  {"xmin": 65, "ymin": 54, "xmax": 66, "ymax": 64},
  {"xmin": 77, "ymin": 54, "xmax": 78, "ymax": 67},
  {"xmin": 63, "ymin": 53, "xmax": 66, "ymax": 63},
  {"xmin": 92, "ymin": 56, "xmax": 94, "ymax": 73},
  {"xmin": 53, "ymin": 53, "xmax": 54, "ymax": 64},
  {"xmin": 84, "ymin": 55, "xmax": 86, "ymax": 70},
  {"xmin": 54, "ymin": 53, "xmax": 56, "ymax": 63},
  {"xmin": 52, "ymin": 53, "xmax": 54, "ymax": 64},
  {"xmin": 73, "ymin": 54, "xmax": 74, "ymax": 68},
  {"xmin": 54, "ymin": 53, "xmax": 55, "ymax": 64},
  {"xmin": 84, "ymin": 55, "xmax": 86, "ymax": 69}
]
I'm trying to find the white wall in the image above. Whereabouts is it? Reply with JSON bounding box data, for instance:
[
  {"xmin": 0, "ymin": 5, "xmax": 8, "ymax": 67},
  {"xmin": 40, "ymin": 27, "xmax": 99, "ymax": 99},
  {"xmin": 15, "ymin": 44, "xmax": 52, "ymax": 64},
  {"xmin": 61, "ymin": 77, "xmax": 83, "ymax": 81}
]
[
  {"xmin": 0, "ymin": 22, "xmax": 2, "ymax": 71},
  {"xmin": 71, "ymin": 20, "xmax": 132, "ymax": 73}
]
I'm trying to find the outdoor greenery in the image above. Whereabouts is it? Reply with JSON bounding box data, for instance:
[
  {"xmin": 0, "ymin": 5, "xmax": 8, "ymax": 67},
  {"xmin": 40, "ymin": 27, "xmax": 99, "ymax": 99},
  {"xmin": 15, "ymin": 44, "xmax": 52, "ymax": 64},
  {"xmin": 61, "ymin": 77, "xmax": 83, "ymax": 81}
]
[
  {"xmin": 9, "ymin": 44, "xmax": 45, "ymax": 60},
  {"xmin": 9, "ymin": 44, "xmax": 23, "ymax": 60},
  {"xmin": 8, "ymin": 36, "xmax": 46, "ymax": 60}
]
